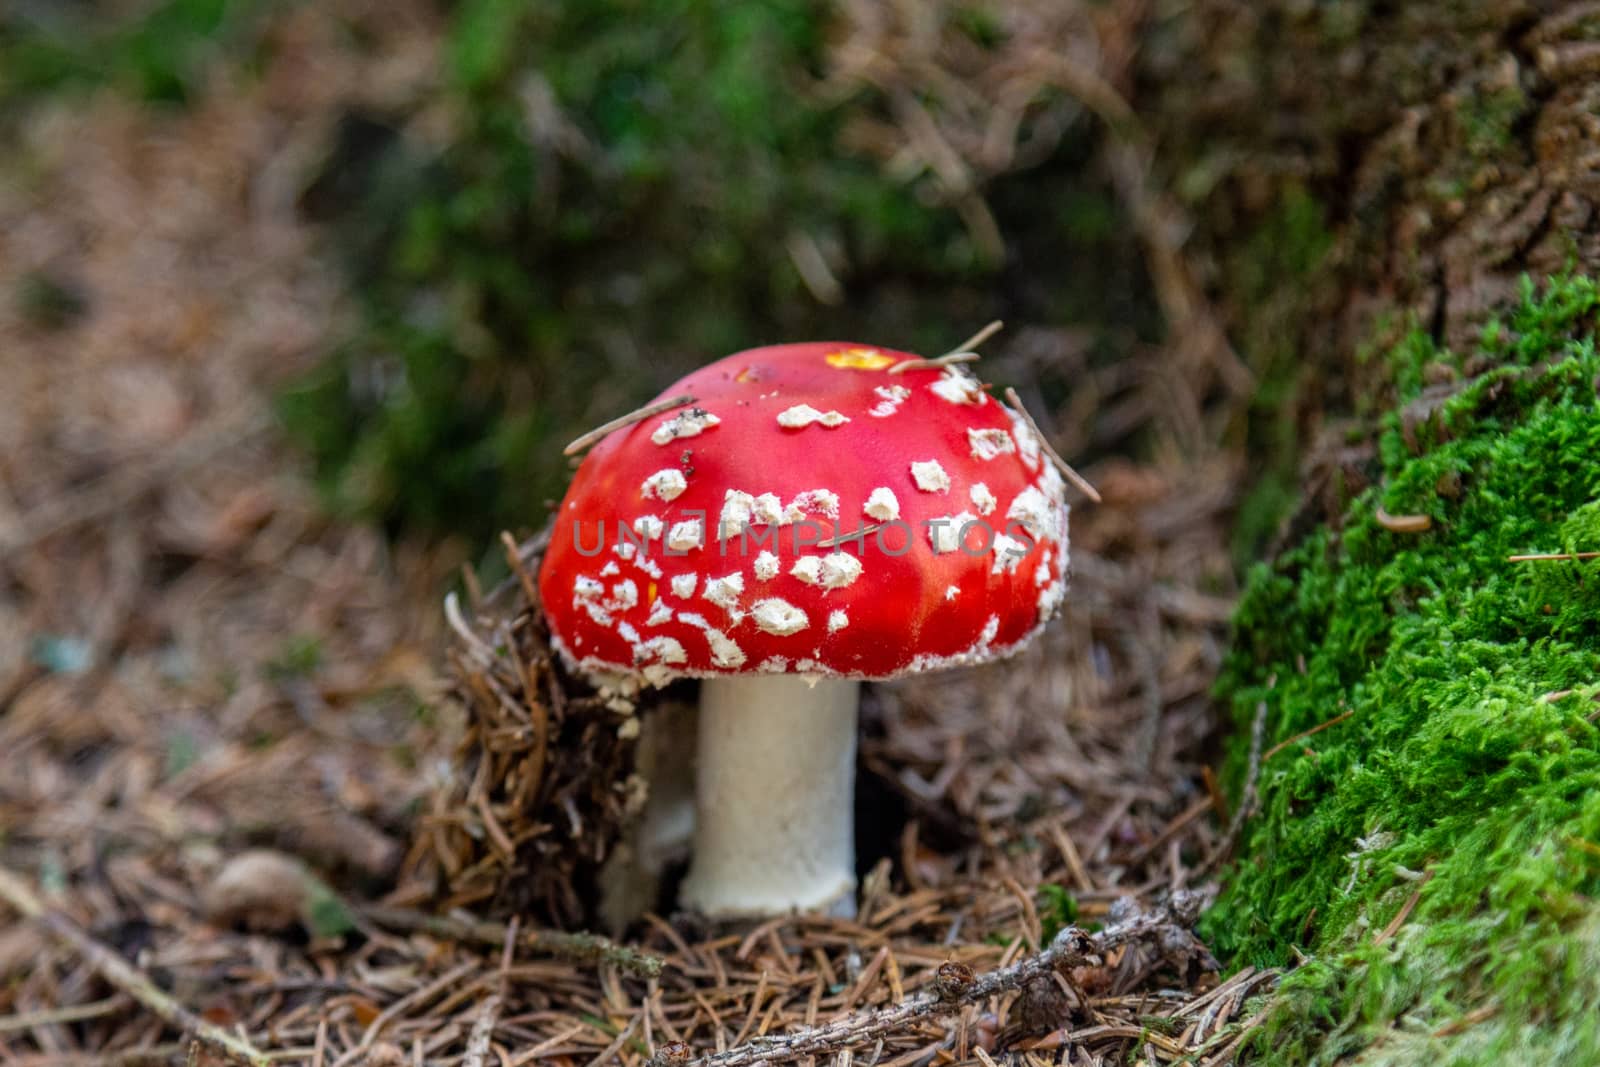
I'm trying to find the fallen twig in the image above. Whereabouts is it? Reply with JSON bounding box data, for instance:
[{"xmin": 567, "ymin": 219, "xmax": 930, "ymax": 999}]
[
  {"xmin": 462, "ymin": 918, "xmax": 517, "ymax": 1067},
  {"xmin": 1194, "ymin": 695, "xmax": 1269, "ymax": 878},
  {"xmin": 1262, "ymin": 710, "xmax": 1355, "ymax": 761},
  {"xmin": 888, "ymin": 320, "xmax": 1004, "ymax": 374},
  {"xmin": 0, "ymin": 996, "xmax": 129, "ymax": 1033},
  {"xmin": 885, "ymin": 351, "xmax": 981, "ymax": 375},
  {"xmin": 665, "ymin": 892, "xmax": 1207, "ymax": 1067},
  {"xmin": 1375, "ymin": 507, "xmax": 1432, "ymax": 533},
  {"xmin": 0, "ymin": 865, "xmax": 272, "ymax": 1067},
  {"xmin": 939, "ymin": 319, "xmax": 1004, "ymax": 360},
  {"xmin": 361, "ymin": 905, "xmax": 663, "ymax": 978},
  {"xmin": 1373, "ymin": 870, "xmax": 1434, "ymax": 945},
  {"xmin": 816, "ymin": 524, "xmax": 884, "ymax": 549},
  {"xmin": 1003, "ymin": 387, "xmax": 1102, "ymax": 503},
  {"xmin": 564, "ymin": 394, "xmax": 697, "ymax": 456},
  {"xmin": 443, "ymin": 591, "xmax": 497, "ymax": 668}
]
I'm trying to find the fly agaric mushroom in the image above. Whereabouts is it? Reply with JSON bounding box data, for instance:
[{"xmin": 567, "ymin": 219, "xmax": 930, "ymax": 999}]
[{"xmin": 539, "ymin": 343, "xmax": 1070, "ymax": 917}]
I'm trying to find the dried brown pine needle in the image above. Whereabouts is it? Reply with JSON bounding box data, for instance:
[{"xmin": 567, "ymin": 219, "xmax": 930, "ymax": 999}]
[
  {"xmin": 565, "ymin": 394, "xmax": 699, "ymax": 456},
  {"xmin": 1375, "ymin": 507, "xmax": 1432, "ymax": 533},
  {"xmin": 1004, "ymin": 387, "xmax": 1103, "ymax": 503}
]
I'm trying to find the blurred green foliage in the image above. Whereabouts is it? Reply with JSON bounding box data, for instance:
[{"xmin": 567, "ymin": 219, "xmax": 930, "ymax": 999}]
[
  {"xmin": 2, "ymin": 0, "xmax": 1158, "ymax": 543},
  {"xmin": 283, "ymin": 0, "xmax": 969, "ymax": 537},
  {"xmin": 1035, "ymin": 882, "xmax": 1080, "ymax": 942},
  {"xmin": 275, "ymin": 1, "xmax": 1149, "ymax": 540},
  {"xmin": 0, "ymin": 0, "xmax": 258, "ymax": 104}
]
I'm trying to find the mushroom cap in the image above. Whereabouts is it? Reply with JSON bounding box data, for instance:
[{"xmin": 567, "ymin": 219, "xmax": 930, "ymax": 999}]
[{"xmin": 538, "ymin": 343, "xmax": 1069, "ymax": 683}]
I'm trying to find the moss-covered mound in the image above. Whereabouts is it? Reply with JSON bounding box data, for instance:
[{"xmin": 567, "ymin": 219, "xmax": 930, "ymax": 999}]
[{"xmin": 1210, "ymin": 277, "xmax": 1600, "ymax": 1063}]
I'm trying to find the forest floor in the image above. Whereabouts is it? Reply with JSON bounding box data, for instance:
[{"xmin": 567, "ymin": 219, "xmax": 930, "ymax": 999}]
[{"xmin": 0, "ymin": 5, "xmax": 1266, "ymax": 1065}]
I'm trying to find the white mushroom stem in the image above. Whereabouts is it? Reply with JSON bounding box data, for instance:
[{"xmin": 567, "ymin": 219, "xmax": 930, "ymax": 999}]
[{"xmin": 680, "ymin": 676, "xmax": 860, "ymax": 917}]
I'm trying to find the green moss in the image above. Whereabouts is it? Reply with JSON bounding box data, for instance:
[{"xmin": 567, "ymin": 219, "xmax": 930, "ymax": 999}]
[
  {"xmin": 0, "ymin": 0, "xmax": 262, "ymax": 106},
  {"xmin": 1036, "ymin": 883, "xmax": 1080, "ymax": 942},
  {"xmin": 1459, "ymin": 80, "xmax": 1529, "ymax": 161},
  {"xmin": 1210, "ymin": 276, "xmax": 1600, "ymax": 1063}
]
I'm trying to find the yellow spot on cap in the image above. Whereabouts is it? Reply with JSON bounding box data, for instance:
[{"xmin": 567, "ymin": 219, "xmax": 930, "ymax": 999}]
[
  {"xmin": 734, "ymin": 365, "xmax": 765, "ymax": 383},
  {"xmin": 647, "ymin": 581, "xmax": 658, "ymax": 604},
  {"xmin": 825, "ymin": 348, "xmax": 895, "ymax": 370}
]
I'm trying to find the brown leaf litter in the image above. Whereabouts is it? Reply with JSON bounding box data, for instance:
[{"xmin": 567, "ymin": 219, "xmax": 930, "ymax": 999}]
[{"xmin": 0, "ymin": 2, "xmax": 1273, "ymax": 1065}]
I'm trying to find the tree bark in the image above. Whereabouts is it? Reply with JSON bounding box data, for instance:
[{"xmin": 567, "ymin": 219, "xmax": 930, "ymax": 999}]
[{"xmin": 1144, "ymin": 1, "xmax": 1600, "ymax": 414}]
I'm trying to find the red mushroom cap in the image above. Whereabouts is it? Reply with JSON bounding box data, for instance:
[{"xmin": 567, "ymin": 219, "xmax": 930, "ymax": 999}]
[{"xmin": 538, "ymin": 343, "xmax": 1069, "ymax": 683}]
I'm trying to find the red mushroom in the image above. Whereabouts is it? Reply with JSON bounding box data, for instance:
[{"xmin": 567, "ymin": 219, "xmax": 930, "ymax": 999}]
[{"xmin": 539, "ymin": 342, "xmax": 1069, "ymax": 916}]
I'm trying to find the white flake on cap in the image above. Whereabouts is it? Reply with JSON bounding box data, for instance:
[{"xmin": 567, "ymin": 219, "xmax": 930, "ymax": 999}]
[
  {"xmin": 790, "ymin": 552, "xmax": 863, "ymax": 589},
  {"xmin": 1041, "ymin": 458, "xmax": 1066, "ymax": 499},
  {"xmin": 991, "ymin": 534, "xmax": 1028, "ymax": 574},
  {"xmin": 783, "ymin": 489, "xmax": 840, "ymax": 523},
  {"xmin": 667, "ymin": 518, "xmax": 705, "ymax": 552},
  {"xmin": 1034, "ymin": 559, "xmax": 1052, "ymax": 586},
  {"xmin": 719, "ymin": 490, "xmax": 756, "ymax": 536},
  {"xmin": 677, "ymin": 611, "xmax": 710, "ymax": 629},
  {"xmin": 970, "ymin": 482, "xmax": 997, "ymax": 516},
  {"xmin": 789, "ymin": 557, "xmax": 821, "ymax": 585},
  {"xmin": 639, "ymin": 635, "xmax": 687, "ymax": 685},
  {"xmin": 929, "ymin": 367, "xmax": 986, "ymax": 405},
  {"xmin": 759, "ymin": 656, "xmax": 791, "ymax": 673},
  {"xmin": 911, "ymin": 460, "xmax": 951, "ymax": 493},
  {"xmin": 1037, "ymin": 573, "xmax": 1066, "ymax": 621},
  {"xmin": 1007, "ymin": 485, "xmax": 1057, "ymax": 541},
  {"xmin": 670, "ymin": 573, "xmax": 697, "ymax": 598},
  {"xmin": 633, "ymin": 514, "xmax": 665, "ymax": 540},
  {"xmin": 641, "ymin": 635, "xmax": 685, "ymax": 663},
  {"xmin": 574, "ymin": 576, "xmax": 611, "ymax": 624},
  {"xmin": 646, "ymin": 599, "xmax": 673, "ymax": 626},
  {"xmin": 900, "ymin": 615, "xmax": 1005, "ymax": 676},
  {"xmin": 776, "ymin": 404, "xmax": 850, "ymax": 429},
  {"xmin": 864, "ymin": 487, "xmax": 900, "ymax": 521},
  {"xmin": 928, "ymin": 511, "xmax": 978, "ymax": 554},
  {"xmin": 705, "ymin": 628, "xmax": 746, "ymax": 668},
  {"xmin": 608, "ymin": 580, "xmax": 639, "ymax": 610},
  {"xmin": 1008, "ymin": 408, "xmax": 1042, "ymax": 468},
  {"xmin": 702, "ymin": 573, "xmax": 746, "ymax": 617},
  {"xmin": 820, "ymin": 552, "xmax": 863, "ymax": 589},
  {"xmin": 869, "ymin": 384, "xmax": 911, "ymax": 417},
  {"xmin": 642, "ymin": 469, "xmax": 688, "ymax": 501},
  {"xmin": 751, "ymin": 598, "xmax": 809, "ymax": 636},
  {"xmin": 945, "ymin": 584, "xmax": 960, "ymax": 601},
  {"xmin": 754, "ymin": 551, "xmax": 780, "ymax": 581},
  {"xmin": 751, "ymin": 492, "xmax": 784, "ymax": 525},
  {"xmin": 651, "ymin": 408, "xmax": 721, "ymax": 445},
  {"xmin": 968, "ymin": 427, "xmax": 1016, "ymax": 460},
  {"xmin": 600, "ymin": 560, "xmax": 621, "ymax": 577},
  {"xmin": 828, "ymin": 610, "xmax": 849, "ymax": 633}
]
